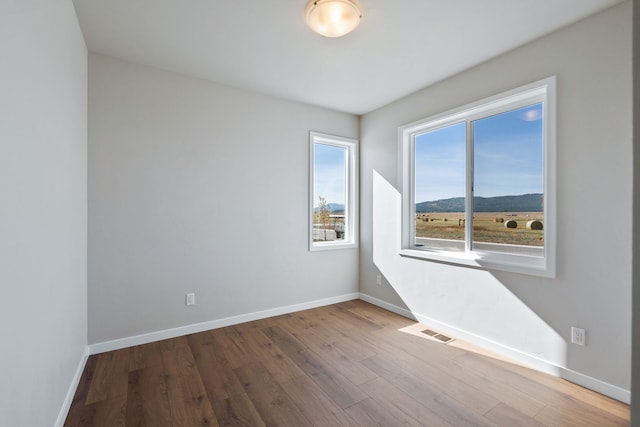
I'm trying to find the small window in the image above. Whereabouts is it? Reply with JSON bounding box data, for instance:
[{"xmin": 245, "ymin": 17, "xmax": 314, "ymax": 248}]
[
  {"xmin": 309, "ymin": 132, "xmax": 358, "ymax": 251},
  {"xmin": 400, "ymin": 77, "xmax": 556, "ymax": 276}
]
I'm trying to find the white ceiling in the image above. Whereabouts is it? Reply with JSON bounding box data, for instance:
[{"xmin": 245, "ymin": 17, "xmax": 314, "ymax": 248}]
[{"xmin": 72, "ymin": 0, "xmax": 623, "ymax": 115}]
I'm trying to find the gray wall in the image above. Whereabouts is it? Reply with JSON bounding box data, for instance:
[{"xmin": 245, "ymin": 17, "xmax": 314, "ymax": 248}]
[
  {"xmin": 632, "ymin": 0, "xmax": 639, "ymax": 422},
  {"xmin": 360, "ymin": 2, "xmax": 632, "ymax": 393},
  {"xmin": 88, "ymin": 54, "xmax": 359, "ymax": 344},
  {"xmin": 0, "ymin": 1, "xmax": 88, "ymax": 426}
]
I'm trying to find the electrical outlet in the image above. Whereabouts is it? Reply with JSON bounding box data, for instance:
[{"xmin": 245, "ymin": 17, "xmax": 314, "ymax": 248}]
[
  {"xmin": 186, "ymin": 293, "xmax": 195, "ymax": 306},
  {"xmin": 571, "ymin": 327, "xmax": 585, "ymax": 346},
  {"xmin": 376, "ymin": 275, "xmax": 382, "ymax": 286}
]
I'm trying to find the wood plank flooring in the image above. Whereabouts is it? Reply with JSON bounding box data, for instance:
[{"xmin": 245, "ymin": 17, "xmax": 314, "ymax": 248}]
[{"xmin": 65, "ymin": 300, "xmax": 630, "ymax": 426}]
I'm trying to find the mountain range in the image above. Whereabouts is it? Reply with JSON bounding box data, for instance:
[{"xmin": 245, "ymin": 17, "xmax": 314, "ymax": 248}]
[
  {"xmin": 314, "ymin": 203, "xmax": 345, "ymax": 213},
  {"xmin": 416, "ymin": 193, "xmax": 542, "ymax": 213}
]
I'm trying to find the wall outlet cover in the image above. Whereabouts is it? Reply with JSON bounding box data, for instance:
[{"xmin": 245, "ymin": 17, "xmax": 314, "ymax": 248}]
[
  {"xmin": 571, "ymin": 327, "xmax": 585, "ymax": 346},
  {"xmin": 186, "ymin": 293, "xmax": 195, "ymax": 306}
]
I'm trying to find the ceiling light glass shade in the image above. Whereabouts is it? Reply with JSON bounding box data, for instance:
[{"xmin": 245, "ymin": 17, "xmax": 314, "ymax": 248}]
[{"xmin": 305, "ymin": 0, "xmax": 362, "ymax": 38}]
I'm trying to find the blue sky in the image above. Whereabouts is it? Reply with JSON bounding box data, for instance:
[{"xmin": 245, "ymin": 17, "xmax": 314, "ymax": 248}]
[
  {"xmin": 415, "ymin": 103, "xmax": 543, "ymax": 203},
  {"xmin": 313, "ymin": 143, "xmax": 346, "ymax": 207}
]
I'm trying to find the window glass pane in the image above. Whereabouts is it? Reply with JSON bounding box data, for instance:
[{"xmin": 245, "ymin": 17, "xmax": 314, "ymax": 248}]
[
  {"xmin": 472, "ymin": 103, "xmax": 544, "ymax": 256},
  {"xmin": 313, "ymin": 143, "xmax": 347, "ymax": 242},
  {"xmin": 414, "ymin": 122, "xmax": 466, "ymax": 251}
]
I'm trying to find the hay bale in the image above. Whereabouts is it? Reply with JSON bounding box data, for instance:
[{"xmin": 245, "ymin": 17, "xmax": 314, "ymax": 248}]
[
  {"xmin": 494, "ymin": 217, "xmax": 504, "ymax": 223},
  {"xmin": 504, "ymin": 220, "xmax": 517, "ymax": 229},
  {"xmin": 526, "ymin": 220, "xmax": 543, "ymax": 230}
]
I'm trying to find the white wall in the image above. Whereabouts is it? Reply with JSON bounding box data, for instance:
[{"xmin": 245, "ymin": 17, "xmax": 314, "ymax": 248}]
[
  {"xmin": 0, "ymin": 1, "xmax": 88, "ymax": 426},
  {"xmin": 88, "ymin": 54, "xmax": 359, "ymax": 344},
  {"xmin": 360, "ymin": 1, "xmax": 632, "ymax": 396}
]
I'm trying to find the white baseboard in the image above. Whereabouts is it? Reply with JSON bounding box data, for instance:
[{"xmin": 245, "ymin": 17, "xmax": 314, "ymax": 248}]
[
  {"xmin": 359, "ymin": 292, "xmax": 631, "ymax": 404},
  {"xmin": 54, "ymin": 346, "xmax": 90, "ymax": 427},
  {"xmin": 560, "ymin": 367, "xmax": 630, "ymax": 404},
  {"xmin": 358, "ymin": 292, "xmax": 416, "ymax": 320},
  {"xmin": 89, "ymin": 292, "xmax": 360, "ymax": 355}
]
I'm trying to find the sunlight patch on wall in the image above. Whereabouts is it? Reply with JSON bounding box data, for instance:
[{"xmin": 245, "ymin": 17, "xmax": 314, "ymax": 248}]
[{"xmin": 372, "ymin": 170, "xmax": 567, "ymax": 370}]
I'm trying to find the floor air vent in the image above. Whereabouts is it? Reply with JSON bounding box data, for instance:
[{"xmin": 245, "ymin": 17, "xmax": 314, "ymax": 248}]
[{"xmin": 421, "ymin": 329, "xmax": 455, "ymax": 344}]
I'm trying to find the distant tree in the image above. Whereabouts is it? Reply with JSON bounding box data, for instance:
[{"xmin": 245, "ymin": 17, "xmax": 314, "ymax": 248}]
[{"xmin": 318, "ymin": 196, "xmax": 330, "ymax": 240}]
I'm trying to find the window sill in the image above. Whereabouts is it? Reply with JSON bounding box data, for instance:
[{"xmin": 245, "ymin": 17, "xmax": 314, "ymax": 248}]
[
  {"xmin": 311, "ymin": 241, "xmax": 358, "ymax": 252},
  {"xmin": 399, "ymin": 247, "xmax": 554, "ymax": 278}
]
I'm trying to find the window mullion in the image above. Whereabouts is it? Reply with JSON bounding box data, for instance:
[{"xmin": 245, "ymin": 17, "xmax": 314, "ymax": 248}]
[{"xmin": 465, "ymin": 119, "xmax": 474, "ymax": 252}]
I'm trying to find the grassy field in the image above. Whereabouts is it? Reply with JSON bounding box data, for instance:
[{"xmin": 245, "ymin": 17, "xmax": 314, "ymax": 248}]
[{"xmin": 415, "ymin": 212, "xmax": 544, "ymax": 246}]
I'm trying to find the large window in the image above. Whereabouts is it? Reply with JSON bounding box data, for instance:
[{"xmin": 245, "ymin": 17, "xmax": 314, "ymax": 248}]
[
  {"xmin": 400, "ymin": 77, "xmax": 556, "ymax": 276},
  {"xmin": 309, "ymin": 132, "xmax": 358, "ymax": 251}
]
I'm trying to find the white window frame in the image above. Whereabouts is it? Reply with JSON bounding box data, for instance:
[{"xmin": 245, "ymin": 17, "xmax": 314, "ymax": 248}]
[
  {"xmin": 399, "ymin": 77, "xmax": 556, "ymax": 277},
  {"xmin": 309, "ymin": 131, "xmax": 359, "ymax": 251}
]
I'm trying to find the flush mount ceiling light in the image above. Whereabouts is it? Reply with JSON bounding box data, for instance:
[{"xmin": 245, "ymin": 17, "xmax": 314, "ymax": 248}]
[{"xmin": 305, "ymin": 0, "xmax": 363, "ymax": 38}]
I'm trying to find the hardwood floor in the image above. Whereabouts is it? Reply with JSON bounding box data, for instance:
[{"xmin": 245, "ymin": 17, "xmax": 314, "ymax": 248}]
[{"xmin": 65, "ymin": 300, "xmax": 630, "ymax": 426}]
